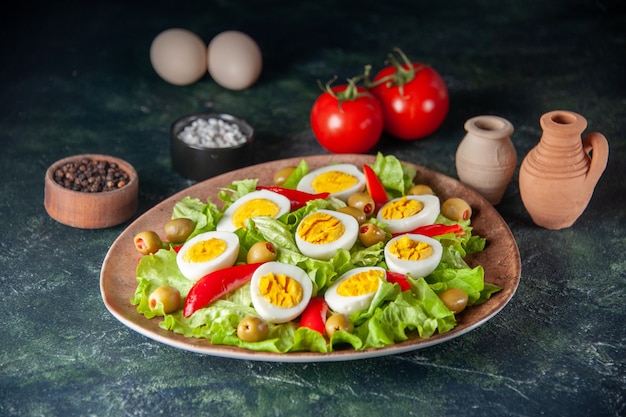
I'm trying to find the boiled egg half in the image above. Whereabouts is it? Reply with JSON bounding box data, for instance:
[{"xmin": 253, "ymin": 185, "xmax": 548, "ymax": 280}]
[
  {"xmin": 295, "ymin": 209, "xmax": 359, "ymax": 260},
  {"xmin": 176, "ymin": 231, "xmax": 240, "ymax": 281},
  {"xmin": 296, "ymin": 164, "xmax": 365, "ymax": 202},
  {"xmin": 250, "ymin": 261, "xmax": 313, "ymax": 323},
  {"xmin": 376, "ymin": 194, "xmax": 440, "ymax": 234},
  {"xmin": 324, "ymin": 266, "xmax": 385, "ymax": 316},
  {"xmin": 216, "ymin": 189, "xmax": 291, "ymax": 232},
  {"xmin": 384, "ymin": 234, "xmax": 443, "ymax": 278}
]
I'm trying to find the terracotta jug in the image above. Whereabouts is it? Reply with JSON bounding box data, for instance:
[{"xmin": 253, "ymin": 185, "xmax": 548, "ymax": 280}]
[
  {"xmin": 455, "ymin": 115, "xmax": 517, "ymax": 205},
  {"xmin": 519, "ymin": 110, "xmax": 609, "ymax": 230}
]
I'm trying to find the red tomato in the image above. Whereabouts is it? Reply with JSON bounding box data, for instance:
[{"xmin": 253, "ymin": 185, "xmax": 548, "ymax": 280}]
[
  {"xmin": 310, "ymin": 82, "xmax": 383, "ymax": 153},
  {"xmin": 369, "ymin": 50, "xmax": 449, "ymax": 140}
]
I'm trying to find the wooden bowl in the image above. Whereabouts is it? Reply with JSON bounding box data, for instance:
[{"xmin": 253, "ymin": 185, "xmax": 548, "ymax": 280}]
[{"xmin": 44, "ymin": 154, "xmax": 139, "ymax": 229}]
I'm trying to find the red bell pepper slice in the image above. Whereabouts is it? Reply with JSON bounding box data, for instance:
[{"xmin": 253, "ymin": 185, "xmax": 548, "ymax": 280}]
[
  {"xmin": 391, "ymin": 223, "xmax": 465, "ymax": 238},
  {"xmin": 385, "ymin": 271, "xmax": 412, "ymax": 291},
  {"xmin": 363, "ymin": 164, "xmax": 389, "ymax": 207},
  {"xmin": 299, "ymin": 296, "xmax": 328, "ymax": 335},
  {"xmin": 256, "ymin": 185, "xmax": 330, "ymax": 211},
  {"xmin": 183, "ymin": 262, "xmax": 264, "ymax": 318}
]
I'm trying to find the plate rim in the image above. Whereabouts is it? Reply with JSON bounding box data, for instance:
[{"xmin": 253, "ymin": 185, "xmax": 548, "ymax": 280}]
[{"xmin": 100, "ymin": 154, "xmax": 521, "ymax": 362}]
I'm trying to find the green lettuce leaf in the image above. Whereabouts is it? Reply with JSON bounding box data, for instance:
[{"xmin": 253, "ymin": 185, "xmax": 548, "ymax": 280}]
[
  {"xmin": 171, "ymin": 196, "xmax": 222, "ymax": 239},
  {"xmin": 281, "ymin": 159, "xmax": 309, "ymax": 189},
  {"xmin": 131, "ymin": 248, "xmax": 194, "ymax": 318},
  {"xmin": 218, "ymin": 179, "xmax": 258, "ymax": 207},
  {"xmin": 371, "ymin": 152, "xmax": 417, "ymax": 198},
  {"xmin": 353, "ymin": 277, "xmax": 456, "ymax": 348},
  {"xmin": 427, "ymin": 265, "xmax": 486, "ymax": 305}
]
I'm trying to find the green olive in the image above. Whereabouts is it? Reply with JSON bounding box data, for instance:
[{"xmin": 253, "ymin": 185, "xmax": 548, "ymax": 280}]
[
  {"xmin": 247, "ymin": 241, "xmax": 277, "ymax": 264},
  {"xmin": 441, "ymin": 197, "xmax": 472, "ymax": 221},
  {"xmin": 408, "ymin": 184, "xmax": 435, "ymax": 195},
  {"xmin": 336, "ymin": 206, "xmax": 367, "ymax": 225},
  {"xmin": 237, "ymin": 316, "xmax": 270, "ymax": 342},
  {"xmin": 164, "ymin": 218, "xmax": 195, "ymax": 243},
  {"xmin": 325, "ymin": 314, "xmax": 354, "ymax": 338},
  {"xmin": 347, "ymin": 192, "xmax": 375, "ymax": 217},
  {"xmin": 148, "ymin": 285, "xmax": 181, "ymax": 314},
  {"xmin": 358, "ymin": 223, "xmax": 387, "ymax": 247},
  {"xmin": 438, "ymin": 287, "xmax": 469, "ymax": 314},
  {"xmin": 273, "ymin": 166, "xmax": 297, "ymax": 186},
  {"xmin": 133, "ymin": 231, "xmax": 162, "ymax": 255}
]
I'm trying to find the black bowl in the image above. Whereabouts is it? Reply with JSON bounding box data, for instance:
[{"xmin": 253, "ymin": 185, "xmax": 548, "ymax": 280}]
[{"xmin": 170, "ymin": 112, "xmax": 255, "ymax": 181}]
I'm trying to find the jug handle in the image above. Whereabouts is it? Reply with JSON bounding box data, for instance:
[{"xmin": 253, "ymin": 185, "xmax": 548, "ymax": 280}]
[{"xmin": 582, "ymin": 132, "xmax": 609, "ymax": 186}]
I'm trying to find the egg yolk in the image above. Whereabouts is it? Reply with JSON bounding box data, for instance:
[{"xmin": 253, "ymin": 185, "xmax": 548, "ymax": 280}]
[
  {"xmin": 311, "ymin": 171, "xmax": 358, "ymax": 194},
  {"xmin": 232, "ymin": 198, "xmax": 281, "ymax": 229},
  {"xmin": 337, "ymin": 270, "xmax": 383, "ymax": 297},
  {"xmin": 389, "ymin": 235, "xmax": 434, "ymax": 261},
  {"xmin": 259, "ymin": 272, "xmax": 303, "ymax": 308},
  {"xmin": 298, "ymin": 212, "xmax": 345, "ymax": 244},
  {"xmin": 380, "ymin": 197, "xmax": 424, "ymax": 220},
  {"xmin": 183, "ymin": 238, "xmax": 227, "ymax": 263}
]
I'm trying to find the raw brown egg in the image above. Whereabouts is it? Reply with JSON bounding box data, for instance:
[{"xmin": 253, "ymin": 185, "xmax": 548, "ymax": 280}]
[
  {"xmin": 207, "ymin": 30, "xmax": 262, "ymax": 90},
  {"xmin": 150, "ymin": 28, "xmax": 207, "ymax": 86}
]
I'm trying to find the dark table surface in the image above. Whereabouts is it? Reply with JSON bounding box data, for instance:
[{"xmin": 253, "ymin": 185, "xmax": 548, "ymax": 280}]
[{"xmin": 1, "ymin": 1, "xmax": 625, "ymax": 416}]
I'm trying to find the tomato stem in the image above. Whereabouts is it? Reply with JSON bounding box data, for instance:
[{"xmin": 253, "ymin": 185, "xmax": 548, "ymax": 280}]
[
  {"xmin": 363, "ymin": 47, "xmax": 428, "ymax": 96},
  {"xmin": 317, "ymin": 75, "xmax": 371, "ymax": 108}
]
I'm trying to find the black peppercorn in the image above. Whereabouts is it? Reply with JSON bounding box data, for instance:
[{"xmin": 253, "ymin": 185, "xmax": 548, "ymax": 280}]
[{"xmin": 53, "ymin": 158, "xmax": 130, "ymax": 193}]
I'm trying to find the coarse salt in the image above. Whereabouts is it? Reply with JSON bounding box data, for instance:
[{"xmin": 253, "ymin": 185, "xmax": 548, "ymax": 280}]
[{"xmin": 177, "ymin": 118, "xmax": 248, "ymax": 148}]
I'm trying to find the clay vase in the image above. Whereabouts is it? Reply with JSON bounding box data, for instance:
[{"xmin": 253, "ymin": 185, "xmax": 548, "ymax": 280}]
[
  {"xmin": 519, "ymin": 110, "xmax": 609, "ymax": 230},
  {"xmin": 455, "ymin": 115, "xmax": 517, "ymax": 205}
]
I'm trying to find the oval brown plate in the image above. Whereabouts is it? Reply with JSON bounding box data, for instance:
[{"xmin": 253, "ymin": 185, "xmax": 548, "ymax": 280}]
[{"xmin": 100, "ymin": 154, "xmax": 521, "ymax": 362}]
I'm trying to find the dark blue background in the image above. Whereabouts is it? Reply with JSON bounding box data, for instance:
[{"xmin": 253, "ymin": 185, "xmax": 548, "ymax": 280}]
[{"xmin": 1, "ymin": 1, "xmax": 624, "ymax": 416}]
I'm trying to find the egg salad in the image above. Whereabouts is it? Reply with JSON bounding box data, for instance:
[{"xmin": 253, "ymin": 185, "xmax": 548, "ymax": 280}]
[{"xmin": 131, "ymin": 153, "xmax": 501, "ymax": 354}]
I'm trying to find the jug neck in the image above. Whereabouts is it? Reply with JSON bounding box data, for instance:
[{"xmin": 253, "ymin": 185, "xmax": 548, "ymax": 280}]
[
  {"xmin": 540, "ymin": 110, "xmax": 587, "ymax": 142},
  {"xmin": 465, "ymin": 115, "xmax": 514, "ymax": 140}
]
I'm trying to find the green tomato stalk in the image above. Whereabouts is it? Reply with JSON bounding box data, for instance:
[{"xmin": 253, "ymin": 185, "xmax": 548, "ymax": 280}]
[
  {"xmin": 364, "ymin": 47, "xmax": 428, "ymax": 95},
  {"xmin": 316, "ymin": 75, "xmax": 372, "ymax": 110}
]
